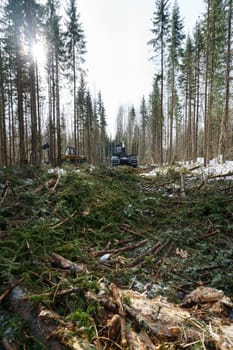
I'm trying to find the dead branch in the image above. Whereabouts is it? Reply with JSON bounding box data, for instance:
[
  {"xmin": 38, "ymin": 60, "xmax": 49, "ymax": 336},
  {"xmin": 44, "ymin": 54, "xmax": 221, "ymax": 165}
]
[
  {"xmin": 92, "ymin": 336, "xmax": 125, "ymax": 350},
  {"xmin": 93, "ymin": 239, "xmax": 148, "ymax": 257},
  {"xmin": 209, "ymin": 172, "xmax": 233, "ymax": 179},
  {"xmin": 51, "ymin": 252, "xmax": 88, "ymax": 275},
  {"xmin": 118, "ymin": 224, "xmax": 145, "ymax": 237},
  {"xmin": 128, "ymin": 239, "xmax": 170, "ymax": 268},
  {"xmin": 1, "ymin": 181, "xmax": 17, "ymax": 204},
  {"xmin": 188, "ymin": 164, "xmax": 202, "ymax": 171},
  {"xmin": 26, "ymin": 287, "xmax": 81, "ymax": 301},
  {"xmin": 109, "ymin": 283, "xmax": 128, "ymax": 347},
  {"xmin": 34, "ymin": 176, "xmax": 58, "ymax": 193},
  {"xmin": 51, "ymin": 210, "xmax": 77, "ymax": 229},
  {"xmin": 127, "ymin": 240, "xmax": 161, "ymax": 268},
  {"xmin": 49, "ymin": 173, "xmax": 60, "ymax": 193}
]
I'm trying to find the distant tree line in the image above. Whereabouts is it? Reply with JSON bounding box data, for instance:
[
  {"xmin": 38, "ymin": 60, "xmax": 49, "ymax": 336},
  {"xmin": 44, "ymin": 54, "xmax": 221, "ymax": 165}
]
[
  {"xmin": 0, "ymin": 0, "xmax": 232, "ymax": 168},
  {"xmin": 117, "ymin": 0, "xmax": 233, "ymax": 166}
]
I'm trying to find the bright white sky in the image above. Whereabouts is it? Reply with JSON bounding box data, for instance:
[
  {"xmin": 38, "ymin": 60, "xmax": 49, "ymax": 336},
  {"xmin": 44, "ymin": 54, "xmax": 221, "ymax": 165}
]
[{"xmin": 77, "ymin": 0, "xmax": 205, "ymax": 136}]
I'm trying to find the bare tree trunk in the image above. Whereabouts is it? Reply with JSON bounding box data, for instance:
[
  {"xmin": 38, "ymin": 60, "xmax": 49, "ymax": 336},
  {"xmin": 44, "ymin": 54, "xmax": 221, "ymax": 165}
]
[
  {"xmin": 0, "ymin": 45, "xmax": 7, "ymax": 167},
  {"xmin": 29, "ymin": 59, "xmax": 38, "ymax": 164},
  {"xmin": 35, "ymin": 60, "xmax": 42, "ymax": 162},
  {"xmin": 16, "ymin": 50, "xmax": 26, "ymax": 166},
  {"xmin": 169, "ymin": 70, "xmax": 175, "ymax": 164},
  {"xmin": 56, "ymin": 54, "xmax": 61, "ymax": 165}
]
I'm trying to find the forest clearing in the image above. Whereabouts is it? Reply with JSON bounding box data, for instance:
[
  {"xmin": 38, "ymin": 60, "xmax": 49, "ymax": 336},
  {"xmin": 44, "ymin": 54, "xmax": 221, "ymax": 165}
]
[
  {"xmin": 0, "ymin": 162, "xmax": 233, "ymax": 349},
  {"xmin": 1, "ymin": 0, "xmax": 233, "ymax": 347}
]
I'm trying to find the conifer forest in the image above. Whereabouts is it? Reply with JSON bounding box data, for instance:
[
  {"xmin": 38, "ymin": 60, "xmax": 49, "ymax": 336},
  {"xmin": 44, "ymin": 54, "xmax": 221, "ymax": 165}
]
[
  {"xmin": 0, "ymin": 1, "xmax": 233, "ymax": 349},
  {"xmin": 0, "ymin": 0, "xmax": 233, "ymax": 167}
]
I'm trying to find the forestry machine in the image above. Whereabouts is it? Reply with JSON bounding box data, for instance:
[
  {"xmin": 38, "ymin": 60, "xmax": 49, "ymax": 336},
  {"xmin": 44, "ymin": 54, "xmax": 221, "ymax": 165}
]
[
  {"xmin": 61, "ymin": 146, "xmax": 87, "ymax": 164},
  {"xmin": 111, "ymin": 143, "xmax": 137, "ymax": 168}
]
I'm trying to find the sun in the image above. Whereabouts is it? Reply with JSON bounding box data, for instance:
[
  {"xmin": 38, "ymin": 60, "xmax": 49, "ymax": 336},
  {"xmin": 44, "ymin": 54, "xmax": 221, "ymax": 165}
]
[{"xmin": 32, "ymin": 41, "xmax": 46, "ymax": 64}]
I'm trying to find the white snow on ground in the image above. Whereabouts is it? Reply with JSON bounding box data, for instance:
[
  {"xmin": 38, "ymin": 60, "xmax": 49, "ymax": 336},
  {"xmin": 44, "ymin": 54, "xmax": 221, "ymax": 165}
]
[{"xmin": 143, "ymin": 158, "xmax": 233, "ymax": 180}]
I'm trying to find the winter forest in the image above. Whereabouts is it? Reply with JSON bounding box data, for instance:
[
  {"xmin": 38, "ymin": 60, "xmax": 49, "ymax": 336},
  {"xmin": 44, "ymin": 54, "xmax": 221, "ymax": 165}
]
[{"xmin": 0, "ymin": 0, "xmax": 232, "ymax": 167}]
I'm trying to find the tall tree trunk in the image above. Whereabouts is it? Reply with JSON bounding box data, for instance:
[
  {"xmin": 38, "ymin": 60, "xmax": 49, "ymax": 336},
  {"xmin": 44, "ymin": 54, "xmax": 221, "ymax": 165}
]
[
  {"xmin": 16, "ymin": 50, "xmax": 26, "ymax": 166},
  {"xmin": 29, "ymin": 59, "xmax": 38, "ymax": 164},
  {"xmin": 56, "ymin": 54, "xmax": 61, "ymax": 165},
  {"xmin": 160, "ymin": 40, "xmax": 164, "ymax": 164},
  {"xmin": 169, "ymin": 67, "xmax": 175, "ymax": 164},
  {"xmin": 218, "ymin": 0, "xmax": 232, "ymax": 162},
  {"xmin": 0, "ymin": 45, "xmax": 7, "ymax": 167},
  {"xmin": 204, "ymin": 0, "xmax": 210, "ymax": 167},
  {"xmin": 35, "ymin": 60, "xmax": 42, "ymax": 162}
]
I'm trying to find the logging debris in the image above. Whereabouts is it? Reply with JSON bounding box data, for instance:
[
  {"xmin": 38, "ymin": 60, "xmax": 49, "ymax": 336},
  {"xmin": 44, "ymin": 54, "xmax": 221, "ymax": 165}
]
[{"xmin": 0, "ymin": 165, "xmax": 233, "ymax": 348}]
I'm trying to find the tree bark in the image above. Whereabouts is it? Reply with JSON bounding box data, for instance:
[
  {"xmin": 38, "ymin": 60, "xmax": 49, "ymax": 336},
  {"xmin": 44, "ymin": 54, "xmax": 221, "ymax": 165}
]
[{"xmin": 8, "ymin": 286, "xmax": 90, "ymax": 350}]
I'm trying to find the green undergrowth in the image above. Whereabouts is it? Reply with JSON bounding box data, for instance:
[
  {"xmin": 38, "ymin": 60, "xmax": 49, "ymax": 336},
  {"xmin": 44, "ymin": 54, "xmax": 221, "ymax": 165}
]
[{"xmin": 0, "ymin": 165, "xmax": 233, "ymax": 346}]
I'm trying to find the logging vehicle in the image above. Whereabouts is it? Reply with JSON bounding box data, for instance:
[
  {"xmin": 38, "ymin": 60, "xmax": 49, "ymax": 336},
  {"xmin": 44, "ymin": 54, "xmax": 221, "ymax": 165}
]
[
  {"xmin": 111, "ymin": 143, "xmax": 137, "ymax": 168},
  {"xmin": 61, "ymin": 146, "xmax": 87, "ymax": 164}
]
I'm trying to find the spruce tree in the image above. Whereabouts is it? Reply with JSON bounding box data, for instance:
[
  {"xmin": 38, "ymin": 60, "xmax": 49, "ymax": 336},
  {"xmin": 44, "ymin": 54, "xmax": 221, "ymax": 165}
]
[
  {"xmin": 148, "ymin": 0, "xmax": 170, "ymax": 164},
  {"xmin": 139, "ymin": 96, "xmax": 149, "ymax": 163},
  {"xmin": 218, "ymin": 0, "xmax": 232, "ymax": 161},
  {"xmin": 149, "ymin": 76, "xmax": 161, "ymax": 164},
  {"xmin": 167, "ymin": 0, "xmax": 185, "ymax": 163},
  {"xmin": 84, "ymin": 90, "xmax": 93, "ymax": 163},
  {"xmin": 4, "ymin": 0, "xmax": 26, "ymax": 166},
  {"xmin": 203, "ymin": 0, "xmax": 226, "ymax": 164},
  {"xmin": 97, "ymin": 91, "xmax": 107, "ymax": 163},
  {"xmin": 181, "ymin": 35, "xmax": 195, "ymax": 162},
  {"xmin": 64, "ymin": 0, "xmax": 86, "ymax": 158},
  {"xmin": 45, "ymin": 0, "xmax": 64, "ymax": 165},
  {"xmin": 193, "ymin": 21, "xmax": 205, "ymax": 160}
]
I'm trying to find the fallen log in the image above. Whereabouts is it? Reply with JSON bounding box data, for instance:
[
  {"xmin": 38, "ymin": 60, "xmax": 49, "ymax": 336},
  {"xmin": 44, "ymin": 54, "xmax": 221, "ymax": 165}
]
[{"xmin": 8, "ymin": 286, "xmax": 91, "ymax": 350}]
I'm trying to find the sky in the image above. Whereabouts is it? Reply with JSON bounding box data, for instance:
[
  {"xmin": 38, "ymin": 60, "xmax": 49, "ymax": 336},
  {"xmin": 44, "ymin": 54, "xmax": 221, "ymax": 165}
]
[{"xmin": 77, "ymin": 0, "xmax": 205, "ymax": 136}]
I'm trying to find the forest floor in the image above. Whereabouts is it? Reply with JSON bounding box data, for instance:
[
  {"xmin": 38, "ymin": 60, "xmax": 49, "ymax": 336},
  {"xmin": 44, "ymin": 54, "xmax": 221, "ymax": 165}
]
[{"xmin": 0, "ymin": 163, "xmax": 233, "ymax": 349}]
